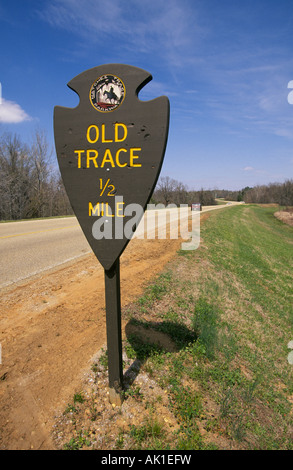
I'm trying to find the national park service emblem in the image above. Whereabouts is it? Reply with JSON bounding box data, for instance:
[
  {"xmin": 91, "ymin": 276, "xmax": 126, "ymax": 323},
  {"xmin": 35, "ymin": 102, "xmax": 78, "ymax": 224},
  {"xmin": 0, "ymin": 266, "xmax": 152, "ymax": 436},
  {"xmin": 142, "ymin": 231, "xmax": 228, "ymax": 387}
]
[{"xmin": 90, "ymin": 74, "xmax": 125, "ymax": 112}]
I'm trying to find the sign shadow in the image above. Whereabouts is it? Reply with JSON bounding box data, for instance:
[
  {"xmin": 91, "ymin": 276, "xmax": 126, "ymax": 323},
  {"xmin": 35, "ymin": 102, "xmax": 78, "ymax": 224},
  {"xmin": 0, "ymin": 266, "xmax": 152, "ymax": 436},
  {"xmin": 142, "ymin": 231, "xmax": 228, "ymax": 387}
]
[{"xmin": 123, "ymin": 319, "xmax": 197, "ymax": 391}]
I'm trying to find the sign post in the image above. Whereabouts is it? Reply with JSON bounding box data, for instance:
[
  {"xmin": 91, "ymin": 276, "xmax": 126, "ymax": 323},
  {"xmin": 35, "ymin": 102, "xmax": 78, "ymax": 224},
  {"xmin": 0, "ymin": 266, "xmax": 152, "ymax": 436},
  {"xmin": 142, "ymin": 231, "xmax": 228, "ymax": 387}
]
[
  {"xmin": 104, "ymin": 259, "xmax": 123, "ymax": 404},
  {"xmin": 54, "ymin": 64, "xmax": 169, "ymax": 404}
]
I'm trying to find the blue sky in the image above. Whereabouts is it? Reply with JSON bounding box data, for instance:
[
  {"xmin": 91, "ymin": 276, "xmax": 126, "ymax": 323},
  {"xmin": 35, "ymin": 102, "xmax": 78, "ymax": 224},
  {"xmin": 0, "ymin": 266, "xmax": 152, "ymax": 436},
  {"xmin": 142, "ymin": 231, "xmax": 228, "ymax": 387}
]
[{"xmin": 1, "ymin": 0, "xmax": 293, "ymax": 190}]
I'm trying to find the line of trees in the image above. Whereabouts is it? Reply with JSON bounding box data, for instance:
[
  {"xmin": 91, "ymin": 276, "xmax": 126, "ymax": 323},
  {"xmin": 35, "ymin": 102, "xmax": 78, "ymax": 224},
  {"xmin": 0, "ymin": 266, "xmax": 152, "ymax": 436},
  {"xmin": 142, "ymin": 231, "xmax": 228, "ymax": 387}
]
[
  {"xmin": 153, "ymin": 176, "xmax": 216, "ymax": 206},
  {"xmin": 0, "ymin": 131, "xmax": 73, "ymax": 220},
  {"xmin": 212, "ymin": 187, "xmax": 251, "ymax": 202},
  {"xmin": 243, "ymin": 180, "xmax": 293, "ymax": 206},
  {"xmin": 214, "ymin": 181, "xmax": 293, "ymax": 206},
  {"xmin": 1, "ymin": 130, "xmax": 292, "ymax": 221},
  {"xmin": 153, "ymin": 177, "xmax": 293, "ymax": 207}
]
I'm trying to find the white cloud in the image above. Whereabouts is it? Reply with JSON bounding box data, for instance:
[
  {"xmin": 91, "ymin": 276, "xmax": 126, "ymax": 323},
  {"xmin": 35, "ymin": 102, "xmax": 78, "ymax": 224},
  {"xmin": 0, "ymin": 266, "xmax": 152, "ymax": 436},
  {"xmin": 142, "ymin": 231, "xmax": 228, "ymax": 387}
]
[
  {"xmin": 273, "ymin": 128, "xmax": 293, "ymax": 138},
  {"xmin": 0, "ymin": 98, "xmax": 31, "ymax": 123},
  {"xmin": 243, "ymin": 166, "xmax": 254, "ymax": 171}
]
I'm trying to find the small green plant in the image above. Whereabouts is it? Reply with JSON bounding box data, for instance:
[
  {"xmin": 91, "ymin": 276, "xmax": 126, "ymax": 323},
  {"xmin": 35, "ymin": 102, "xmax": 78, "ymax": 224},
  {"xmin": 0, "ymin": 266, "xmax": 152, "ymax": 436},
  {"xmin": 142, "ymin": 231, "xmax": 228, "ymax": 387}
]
[
  {"xmin": 219, "ymin": 386, "xmax": 236, "ymax": 418},
  {"xmin": 88, "ymin": 395, "xmax": 100, "ymax": 421},
  {"xmin": 63, "ymin": 431, "xmax": 91, "ymax": 450},
  {"xmin": 125, "ymin": 385, "xmax": 144, "ymax": 402},
  {"xmin": 99, "ymin": 348, "xmax": 108, "ymax": 369},
  {"xmin": 176, "ymin": 426, "xmax": 205, "ymax": 450},
  {"xmin": 64, "ymin": 403, "xmax": 78, "ymax": 414},
  {"xmin": 115, "ymin": 431, "xmax": 125, "ymax": 449},
  {"xmin": 172, "ymin": 386, "xmax": 202, "ymax": 424},
  {"xmin": 129, "ymin": 418, "xmax": 166, "ymax": 449},
  {"xmin": 73, "ymin": 392, "xmax": 85, "ymax": 404},
  {"xmin": 91, "ymin": 362, "xmax": 98, "ymax": 374},
  {"xmin": 63, "ymin": 438, "xmax": 80, "ymax": 450}
]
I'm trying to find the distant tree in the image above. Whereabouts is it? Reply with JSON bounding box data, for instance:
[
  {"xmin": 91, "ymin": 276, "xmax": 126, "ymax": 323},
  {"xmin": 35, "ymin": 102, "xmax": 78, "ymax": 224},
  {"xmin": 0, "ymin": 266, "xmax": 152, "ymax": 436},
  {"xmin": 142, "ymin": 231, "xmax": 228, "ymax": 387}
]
[
  {"xmin": 50, "ymin": 174, "xmax": 73, "ymax": 216},
  {"xmin": 153, "ymin": 177, "xmax": 217, "ymax": 207},
  {"xmin": 280, "ymin": 180, "xmax": 293, "ymax": 207},
  {"xmin": 0, "ymin": 133, "xmax": 31, "ymax": 220},
  {"xmin": 0, "ymin": 130, "xmax": 73, "ymax": 220},
  {"xmin": 197, "ymin": 188, "xmax": 216, "ymax": 206},
  {"xmin": 173, "ymin": 181, "xmax": 189, "ymax": 205},
  {"xmin": 28, "ymin": 129, "xmax": 52, "ymax": 218},
  {"xmin": 154, "ymin": 176, "xmax": 180, "ymax": 205}
]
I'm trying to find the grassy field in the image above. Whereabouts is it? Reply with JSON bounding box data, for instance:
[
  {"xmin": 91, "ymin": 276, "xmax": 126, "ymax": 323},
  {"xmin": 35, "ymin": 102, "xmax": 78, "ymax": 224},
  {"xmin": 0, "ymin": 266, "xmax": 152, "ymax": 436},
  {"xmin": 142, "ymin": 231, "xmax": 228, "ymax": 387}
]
[{"xmin": 58, "ymin": 204, "xmax": 293, "ymax": 450}]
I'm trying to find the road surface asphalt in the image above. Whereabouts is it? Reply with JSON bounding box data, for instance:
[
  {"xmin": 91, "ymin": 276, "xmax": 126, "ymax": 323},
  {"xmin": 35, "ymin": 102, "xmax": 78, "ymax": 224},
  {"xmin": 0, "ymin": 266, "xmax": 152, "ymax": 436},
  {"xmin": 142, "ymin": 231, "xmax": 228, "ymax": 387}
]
[{"xmin": 0, "ymin": 203, "xmax": 240, "ymax": 289}]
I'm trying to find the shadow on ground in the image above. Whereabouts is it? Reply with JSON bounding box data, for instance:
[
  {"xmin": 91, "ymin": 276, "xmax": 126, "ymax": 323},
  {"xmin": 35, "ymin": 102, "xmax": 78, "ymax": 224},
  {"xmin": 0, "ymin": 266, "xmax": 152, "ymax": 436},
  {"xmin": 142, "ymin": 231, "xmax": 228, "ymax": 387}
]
[{"xmin": 123, "ymin": 319, "xmax": 196, "ymax": 390}]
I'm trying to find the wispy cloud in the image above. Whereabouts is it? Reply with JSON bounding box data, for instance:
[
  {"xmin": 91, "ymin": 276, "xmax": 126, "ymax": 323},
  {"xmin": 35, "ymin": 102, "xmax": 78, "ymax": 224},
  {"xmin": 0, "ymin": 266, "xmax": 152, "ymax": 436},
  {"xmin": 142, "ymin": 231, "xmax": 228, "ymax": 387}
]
[
  {"xmin": 38, "ymin": 0, "xmax": 201, "ymax": 66},
  {"xmin": 38, "ymin": 0, "xmax": 122, "ymax": 35},
  {"xmin": 0, "ymin": 98, "xmax": 31, "ymax": 123},
  {"xmin": 37, "ymin": 0, "xmax": 293, "ymax": 145}
]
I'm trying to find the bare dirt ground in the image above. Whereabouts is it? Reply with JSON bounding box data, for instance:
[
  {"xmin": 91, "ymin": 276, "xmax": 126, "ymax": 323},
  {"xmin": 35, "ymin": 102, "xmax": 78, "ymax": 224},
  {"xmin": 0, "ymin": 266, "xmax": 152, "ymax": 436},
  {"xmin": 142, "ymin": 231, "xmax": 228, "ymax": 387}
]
[{"xmin": 0, "ymin": 237, "xmax": 182, "ymax": 450}]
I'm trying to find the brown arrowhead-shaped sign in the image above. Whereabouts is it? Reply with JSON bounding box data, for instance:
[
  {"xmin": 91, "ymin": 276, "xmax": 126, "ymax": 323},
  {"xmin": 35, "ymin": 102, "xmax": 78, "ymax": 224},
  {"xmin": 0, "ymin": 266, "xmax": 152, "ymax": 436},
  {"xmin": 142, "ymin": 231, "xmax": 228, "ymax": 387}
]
[{"xmin": 54, "ymin": 64, "xmax": 169, "ymax": 270}]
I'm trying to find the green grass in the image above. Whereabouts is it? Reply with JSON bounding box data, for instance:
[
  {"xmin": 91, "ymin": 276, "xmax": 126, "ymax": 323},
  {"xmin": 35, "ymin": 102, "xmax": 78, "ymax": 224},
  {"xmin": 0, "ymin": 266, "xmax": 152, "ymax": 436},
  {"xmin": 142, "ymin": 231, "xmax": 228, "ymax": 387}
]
[
  {"xmin": 123, "ymin": 204, "xmax": 293, "ymax": 449},
  {"xmin": 59, "ymin": 204, "xmax": 293, "ymax": 450},
  {"xmin": 137, "ymin": 271, "xmax": 173, "ymax": 311},
  {"xmin": 129, "ymin": 418, "xmax": 166, "ymax": 450}
]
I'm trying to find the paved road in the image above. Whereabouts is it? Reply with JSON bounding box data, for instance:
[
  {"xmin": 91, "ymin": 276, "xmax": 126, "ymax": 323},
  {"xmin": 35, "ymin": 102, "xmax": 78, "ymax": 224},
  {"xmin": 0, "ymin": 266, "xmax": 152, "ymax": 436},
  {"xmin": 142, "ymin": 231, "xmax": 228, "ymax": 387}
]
[
  {"xmin": 0, "ymin": 217, "xmax": 91, "ymax": 288},
  {"xmin": 0, "ymin": 202, "xmax": 240, "ymax": 288}
]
